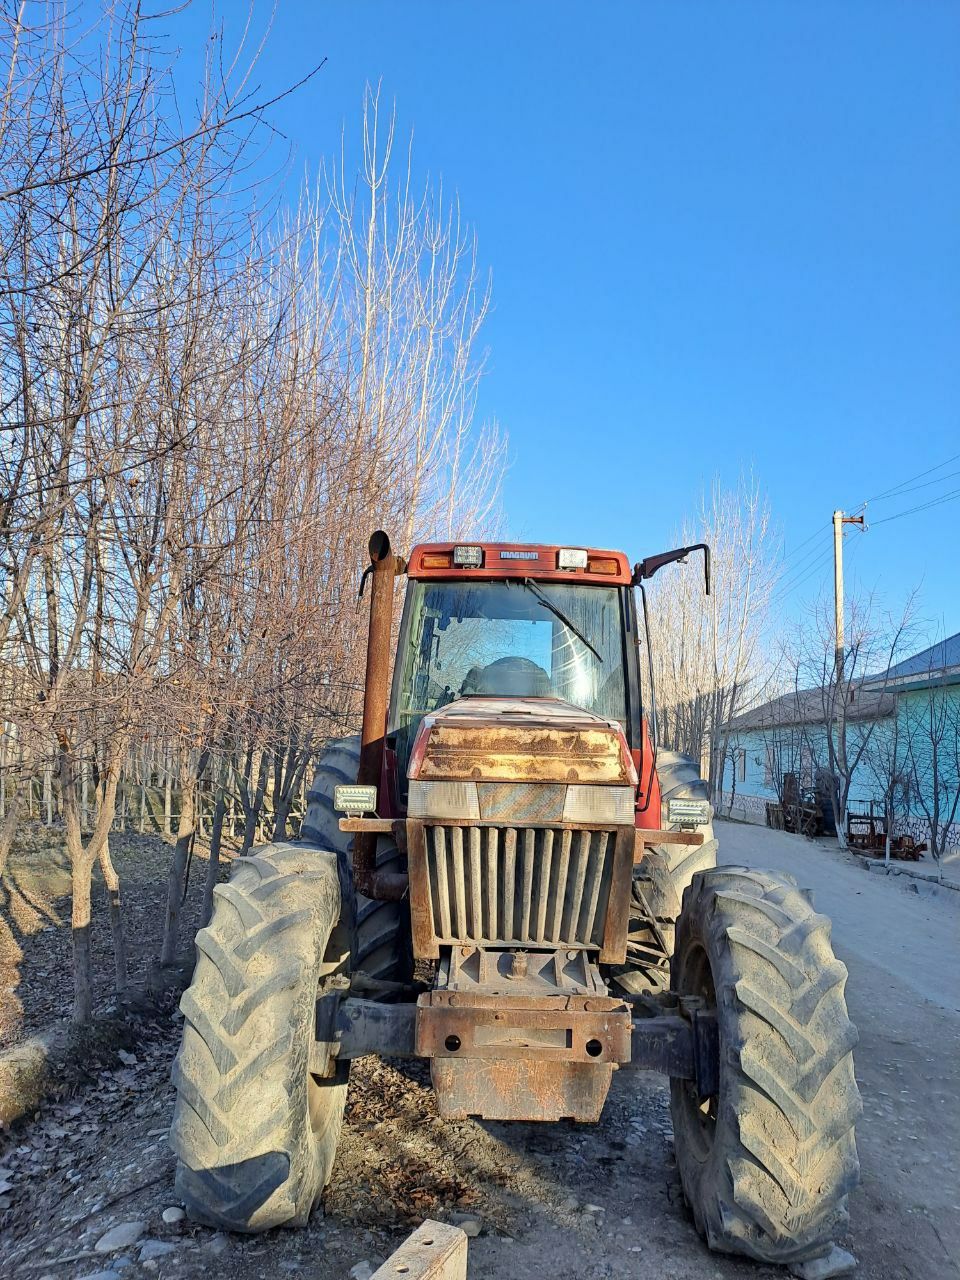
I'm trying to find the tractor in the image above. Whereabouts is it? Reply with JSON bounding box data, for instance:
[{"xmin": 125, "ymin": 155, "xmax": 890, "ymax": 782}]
[{"xmin": 171, "ymin": 533, "xmax": 861, "ymax": 1268}]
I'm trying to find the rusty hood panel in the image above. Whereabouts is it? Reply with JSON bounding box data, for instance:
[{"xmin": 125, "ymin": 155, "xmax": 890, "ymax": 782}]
[{"xmin": 411, "ymin": 696, "xmax": 635, "ymax": 785}]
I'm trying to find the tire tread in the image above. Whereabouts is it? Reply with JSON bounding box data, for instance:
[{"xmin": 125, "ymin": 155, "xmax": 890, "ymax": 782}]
[{"xmin": 671, "ymin": 864, "xmax": 861, "ymax": 1264}]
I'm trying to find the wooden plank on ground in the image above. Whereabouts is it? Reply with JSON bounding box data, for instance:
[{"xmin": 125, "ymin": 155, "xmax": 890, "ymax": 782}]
[{"xmin": 370, "ymin": 1220, "xmax": 468, "ymax": 1280}]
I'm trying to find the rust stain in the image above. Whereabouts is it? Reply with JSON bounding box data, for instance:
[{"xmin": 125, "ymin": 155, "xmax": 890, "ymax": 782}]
[
  {"xmin": 418, "ymin": 725, "xmax": 629, "ymax": 784},
  {"xmin": 416, "ymin": 990, "xmax": 632, "ymax": 1064},
  {"xmin": 430, "ymin": 1057, "xmax": 616, "ymax": 1122}
]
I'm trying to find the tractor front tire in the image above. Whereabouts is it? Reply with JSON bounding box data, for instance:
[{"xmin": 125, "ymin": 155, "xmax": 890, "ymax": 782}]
[
  {"xmin": 619, "ymin": 751, "xmax": 718, "ymax": 993},
  {"xmin": 301, "ymin": 734, "xmax": 409, "ymax": 983},
  {"xmin": 671, "ymin": 866, "xmax": 861, "ymax": 1265},
  {"xmin": 171, "ymin": 843, "xmax": 348, "ymax": 1232}
]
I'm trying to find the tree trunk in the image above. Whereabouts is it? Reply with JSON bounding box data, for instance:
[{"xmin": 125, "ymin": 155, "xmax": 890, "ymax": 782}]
[
  {"xmin": 160, "ymin": 749, "xmax": 208, "ymax": 965},
  {"xmin": 728, "ymin": 757, "xmax": 738, "ymax": 819},
  {"xmin": 0, "ymin": 789, "xmax": 25, "ymax": 877},
  {"xmin": 884, "ymin": 797, "xmax": 892, "ymax": 865},
  {"xmin": 71, "ymin": 852, "xmax": 96, "ymax": 1024},
  {"xmin": 98, "ymin": 838, "xmax": 128, "ymax": 993},
  {"xmin": 43, "ymin": 763, "xmax": 53, "ymax": 825},
  {"xmin": 160, "ymin": 825, "xmax": 192, "ymax": 967},
  {"xmin": 59, "ymin": 737, "xmax": 125, "ymax": 1025},
  {"xmin": 274, "ymin": 795, "xmax": 291, "ymax": 843},
  {"xmin": 163, "ymin": 748, "xmax": 172, "ymax": 837},
  {"xmin": 239, "ymin": 750, "xmax": 269, "ymax": 857},
  {"xmin": 81, "ymin": 757, "xmax": 90, "ymax": 830},
  {"xmin": 139, "ymin": 748, "xmax": 147, "ymax": 833},
  {"xmin": 201, "ymin": 783, "xmax": 227, "ymax": 928}
]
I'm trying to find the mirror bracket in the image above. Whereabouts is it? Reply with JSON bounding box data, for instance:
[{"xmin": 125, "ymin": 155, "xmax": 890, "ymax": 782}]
[{"xmin": 632, "ymin": 543, "xmax": 711, "ymax": 595}]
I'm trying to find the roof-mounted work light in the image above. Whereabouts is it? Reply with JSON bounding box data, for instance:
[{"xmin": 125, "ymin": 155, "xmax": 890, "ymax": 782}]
[
  {"xmin": 453, "ymin": 545, "xmax": 483, "ymax": 567},
  {"xmin": 557, "ymin": 548, "xmax": 588, "ymax": 570}
]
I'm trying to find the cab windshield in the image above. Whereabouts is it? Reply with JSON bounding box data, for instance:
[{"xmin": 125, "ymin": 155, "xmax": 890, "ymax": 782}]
[{"xmin": 388, "ymin": 578, "xmax": 628, "ymax": 781}]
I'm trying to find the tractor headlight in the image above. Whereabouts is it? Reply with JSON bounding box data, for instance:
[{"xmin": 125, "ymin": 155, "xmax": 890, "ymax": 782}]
[
  {"xmin": 408, "ymin": 780, "xmax": 481, "ymax": 821},
  {"xmin": 334, "ymin": 784, "xmax": 378, "ymax": 816},
  {"xmin": 562, "ymin": 785, "xmax": 635, "ymax": 824},
  {"xmin": 667, "ymin": 797, "xmax": 711, "ymax": 827}
]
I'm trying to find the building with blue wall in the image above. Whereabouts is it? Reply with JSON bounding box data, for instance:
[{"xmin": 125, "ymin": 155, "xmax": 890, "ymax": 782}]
[{"xmin": 720, "ymin": 633, "xmax": 960, "ymax": 854}]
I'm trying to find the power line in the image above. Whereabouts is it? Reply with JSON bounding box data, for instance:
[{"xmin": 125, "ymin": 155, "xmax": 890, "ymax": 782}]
[
  {"xmin": 860, "ymin": 449, "xmax": 960, "ymax": 507},
  {"xmin": 774, "ymin": 449, "xmax": 960, "ymax": 606},
  {"xmin": 781, "ymin": 523, "xmax": 827, "ymax": 565},
  {"xmin": 868, "ymin": 467, "xmax": 960, "ymax": 501},
  {"xmin": 778, "ymin": 530, "xmax": 832, "ymax": 583},
  {"xmin": 870, "ymin": 486, "xmax": 960, "ymax": 527},
  {"xmin": 770, "ymin": 546, "xmax": 833, "ymax": 605}
]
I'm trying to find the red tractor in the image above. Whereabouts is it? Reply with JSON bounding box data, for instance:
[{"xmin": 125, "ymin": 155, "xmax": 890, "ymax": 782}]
[{"xmin": 171, "ymin": 534, "xmax": 860, "ymax": 1269}]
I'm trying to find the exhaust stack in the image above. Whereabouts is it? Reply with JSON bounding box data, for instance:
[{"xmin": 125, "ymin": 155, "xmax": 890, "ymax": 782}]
[{"xmin": 355, "ymin": 530, "xmax": 408, "ymax": 901}]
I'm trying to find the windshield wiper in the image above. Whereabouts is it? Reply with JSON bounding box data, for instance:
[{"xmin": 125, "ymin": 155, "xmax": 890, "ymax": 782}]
[{"xmin": 521, "ymin": 578, "xmax": 604, "ymax": 664}]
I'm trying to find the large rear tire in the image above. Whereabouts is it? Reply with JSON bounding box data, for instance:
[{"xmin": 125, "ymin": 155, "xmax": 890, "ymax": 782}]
[
  {"xmin": 670, "ymin": 866, "xmax": 861, "ymax": 1265},
  {"xmin": 171, "ymin": 843, "xmax": 348, "ymax": 1231},
  {"xmin": 301, "ymin": 734, "xmax": 409, "ymax": 983},
  {"xmin": 618, "ymin": 751, "xmax": 717, "ymax": 993}
]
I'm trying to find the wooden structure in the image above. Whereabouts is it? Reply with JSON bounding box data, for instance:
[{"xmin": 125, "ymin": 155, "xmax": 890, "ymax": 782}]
[
  {"xmin": 846, "ymin": 804, "xmax": 927, "ymax": 860},
  {"xmin": 370, "ymin": 1221, "xmax": 468, "ymax": 1280}
]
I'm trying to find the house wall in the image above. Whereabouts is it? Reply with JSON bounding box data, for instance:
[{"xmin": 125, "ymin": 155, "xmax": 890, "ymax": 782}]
[
  {"xmin": 893, "ymin": 685, "xmax": 960, "ymax": 844},
  {"xmin": 720, "ymin": 722, "xmax": 878, "ymax": 819},
  {"xmin": 718, "ymin": 684, "xmax": 960, "ymax": 854}
]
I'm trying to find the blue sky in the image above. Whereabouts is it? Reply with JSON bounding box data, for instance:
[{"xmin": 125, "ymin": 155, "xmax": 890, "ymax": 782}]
[{"xmin": 167, "ymin": 1, "xmax": 959, "ymax": 638}]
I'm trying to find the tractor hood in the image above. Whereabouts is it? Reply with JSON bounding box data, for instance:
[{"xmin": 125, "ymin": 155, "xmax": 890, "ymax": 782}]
[{"xmin": 408, "ymin": 696, "xmax": 637, "ymax": 786}]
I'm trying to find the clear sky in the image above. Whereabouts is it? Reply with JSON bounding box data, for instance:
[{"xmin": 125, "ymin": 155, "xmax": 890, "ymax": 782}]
[{"xmin": 167, "ymin": 1, "xmax": 960, "ymax": 638}]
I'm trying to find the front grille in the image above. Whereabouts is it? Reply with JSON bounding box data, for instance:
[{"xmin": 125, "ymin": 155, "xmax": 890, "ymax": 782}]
[{"xmin": 423, "ymin": 825, "xmax": 616, "ymax": 947}]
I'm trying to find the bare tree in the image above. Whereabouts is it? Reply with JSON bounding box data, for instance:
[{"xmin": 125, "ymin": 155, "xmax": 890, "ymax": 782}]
[
  {"xmin": 0, "ymin": 2, "xmax": 282, "ymax": 1018},
  {"xmin": 648, "ymin": 475, "xmax": 780, "ymax": 796},
  {"xmin": 903, "ymin": 680, "xmax": 960, "ymax": 880},
  {"xmin": 861, "ymin": 696, "xmax": 912, "ymax": 863},
  {"xmin": 785, "ymin": 593, "xmax": 916, "ymax": 848}
]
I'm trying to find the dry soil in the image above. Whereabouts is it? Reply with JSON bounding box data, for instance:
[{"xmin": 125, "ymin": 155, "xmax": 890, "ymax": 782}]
[{"xmin": 0, "ymin": 820, "xmax": 957, "ymax": 1280}]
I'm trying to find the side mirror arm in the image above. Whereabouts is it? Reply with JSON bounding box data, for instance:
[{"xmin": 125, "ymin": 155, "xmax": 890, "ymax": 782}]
[{"xmin": 632, "ymin": 542, "xmax": 711, "ymax": 596}]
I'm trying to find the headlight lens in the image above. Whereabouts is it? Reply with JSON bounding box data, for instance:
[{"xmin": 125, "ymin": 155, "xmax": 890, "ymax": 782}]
[
  {"xmin": 333, "ymin": 784, "xmax": 378, "ymax": 815},
  {"xmin": 562, "ymin": 785, "xmax": 634, "ymax": 824},
  {"xmin": 408, "ymin": 780, "xmax": 481, "ymax": 821},
  {"xmin": 667, "ymin": 797, "xmax": 711, "ymax": 826}
]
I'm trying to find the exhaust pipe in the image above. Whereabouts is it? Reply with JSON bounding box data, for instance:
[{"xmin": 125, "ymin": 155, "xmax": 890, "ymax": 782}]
[{"xmin": 355, "ymin": 531, "xmax": 408, "ymax": 902}]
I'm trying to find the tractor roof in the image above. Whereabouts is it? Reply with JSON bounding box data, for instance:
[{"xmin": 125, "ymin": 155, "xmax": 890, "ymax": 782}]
[{"xmin": 407, "ymin": 542, "xmax": 632, "ymax": 585}]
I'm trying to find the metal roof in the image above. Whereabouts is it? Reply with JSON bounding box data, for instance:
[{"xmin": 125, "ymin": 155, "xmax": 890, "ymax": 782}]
[
  {"xmin": 729, "ymin": 686, "xmax": 895, "ymax": 732},
  {"xmin": 730, "ymin": 632, "xmax": 960, "ymax": 733},
  {"xmin": 864, "ymin": 631, "xmax": 960, "ymax": 684}
]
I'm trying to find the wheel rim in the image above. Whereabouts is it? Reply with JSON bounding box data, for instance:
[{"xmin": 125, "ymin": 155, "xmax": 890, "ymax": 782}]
[{"xmin": 676, "ymin": 941, "xmax": 718, "ymax": 1162}]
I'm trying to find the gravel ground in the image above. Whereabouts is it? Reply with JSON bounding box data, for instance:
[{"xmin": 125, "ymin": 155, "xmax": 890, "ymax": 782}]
[{"xmin": 0, "ymin": 820, "xmax": 958, "ymax": 1279}]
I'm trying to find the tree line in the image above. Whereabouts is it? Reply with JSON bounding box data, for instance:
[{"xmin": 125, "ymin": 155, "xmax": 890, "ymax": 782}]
[{"xmin": 0, "ymin": 5, "xmax": 503, "ymax": 1023}]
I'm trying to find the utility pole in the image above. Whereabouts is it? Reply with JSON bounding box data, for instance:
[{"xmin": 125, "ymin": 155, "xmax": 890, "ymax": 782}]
[{"xmin": 832, "ymin": 508, "xmax": 865, "ymax": 680}]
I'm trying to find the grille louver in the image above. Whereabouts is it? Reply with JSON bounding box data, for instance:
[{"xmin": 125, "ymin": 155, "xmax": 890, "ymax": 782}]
[{"xmin": 423, "ymin": 825, "xmax": 616, "ymax": 947}]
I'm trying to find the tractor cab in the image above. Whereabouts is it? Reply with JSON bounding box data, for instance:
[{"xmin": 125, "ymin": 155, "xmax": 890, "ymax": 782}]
[{"xmin": 387, "ymin": 543, "xmax": 642, "ymax": 798}]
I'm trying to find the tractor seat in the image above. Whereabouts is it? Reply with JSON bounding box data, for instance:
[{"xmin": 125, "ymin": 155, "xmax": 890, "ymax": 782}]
[{"xmin": 460, "ymin": 656, "xmax": 551, "ymax": 697}]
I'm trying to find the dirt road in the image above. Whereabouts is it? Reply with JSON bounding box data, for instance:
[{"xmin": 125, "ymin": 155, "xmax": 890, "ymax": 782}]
[
  {"xmin": 723, "ymin": 821, "xmax": 960, "ymax": 1280},
  {"xmin": 1, "ymin": 821, "xmax": 957, "ymax": 1280}
]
